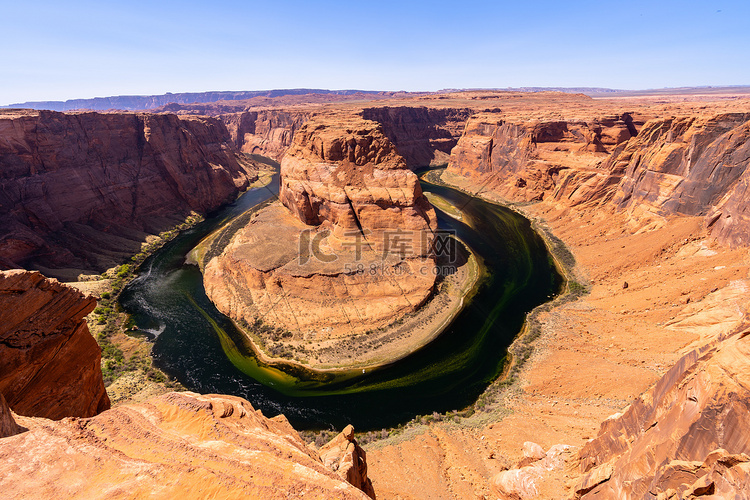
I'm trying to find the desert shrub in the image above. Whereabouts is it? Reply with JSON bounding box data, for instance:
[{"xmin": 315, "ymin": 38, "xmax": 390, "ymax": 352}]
[{"xmin": 116, "ymin": 264, "xmax": 131, "ymax": 278}]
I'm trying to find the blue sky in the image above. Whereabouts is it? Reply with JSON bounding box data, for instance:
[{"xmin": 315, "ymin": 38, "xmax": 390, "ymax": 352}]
[{"xmin": 1, "ymin": 0, "xmax": 748, "ymax": 104}]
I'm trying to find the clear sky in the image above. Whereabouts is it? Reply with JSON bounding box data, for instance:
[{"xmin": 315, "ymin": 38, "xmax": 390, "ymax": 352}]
[{"xmin": 1, "ymin": 0, "xmax": 748, "ymax": 104}]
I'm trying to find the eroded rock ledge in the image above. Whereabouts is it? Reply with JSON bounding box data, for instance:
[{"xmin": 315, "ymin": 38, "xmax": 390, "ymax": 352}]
[
  {"xmin": 574, "ymin": 325, "xmax": 750, "ymax": 498},
  {"xmin": 0, "ymin": 269, "xmax": 110, "ymax": 419},
  {"xmin": 204, "ymin": 115, "xmax": 441, "ymax": 363},
  {"xmin": 0, "ymin": 392, "xmax": 375, "ymax": 499}
]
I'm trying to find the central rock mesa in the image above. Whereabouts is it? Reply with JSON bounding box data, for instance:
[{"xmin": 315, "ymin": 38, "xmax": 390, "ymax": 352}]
[{"xmin": 204, "ymin": 116, "xmax": 438, "ymax": 359}]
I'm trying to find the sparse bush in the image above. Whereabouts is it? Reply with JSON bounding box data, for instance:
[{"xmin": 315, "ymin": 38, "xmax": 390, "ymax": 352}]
[{"xmin": 116, "ymin": 264, "xmax": 131, "ymax": 278}]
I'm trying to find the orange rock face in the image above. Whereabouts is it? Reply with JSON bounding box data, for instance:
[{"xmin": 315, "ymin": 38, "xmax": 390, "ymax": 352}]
[
  {"xmin": 0, "ymin": 109, "xmax": 257, "ymax": 274},
  {"xmin": 319, "ymin": 424, "xmax": 376, "ymax": 498},
  {"xmin": 220, "ymin": 109, "xmax": 311, "ymax": 160},
  {"xmin": 446, "ymin": 108, "xmax": 750, "ymax": 246},
  {"xmin": 204, "ymin": 116, "xmax": 438, "ymax": 341},
  {"xmin": 0, "ymin": 270, "xmax": 109, "ymax": 419},
  {"xmin": 575, "ymin": 326, "xmax": 750, "ymax": 498},
  {"xmin": 610, "ymin": 113, "xmax": 750, "ymax": 245},
  {"xmin": 0, "ymin": 392, "xmax": 373, "ymax": 499},
  {"xmin": 446, "ymin": 113, "xmax": 639, "ymax": 202}
]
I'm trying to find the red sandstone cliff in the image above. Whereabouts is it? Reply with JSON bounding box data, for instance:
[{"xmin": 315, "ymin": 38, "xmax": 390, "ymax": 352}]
[
  {"xmin": 361, "ymin": 106, "xmax": 472, "ymax": 167},
  {"xmin": 0, "ymin": 109, "xmax": 257, "ymax": 275},
  {"xmin": 575, "ymin": 325, "xmax": 750, "ymax": 498},
  {"xmin": 0, "ymin": 269, "xmax": 109, "ymax": 419},
  {"xmin": 0, "ymin": 392, "xmax": 374, "ymax": 499},
  {"xmin": 446, "ymin": 112, "xmax": 640, "ymax": 202},
  {"xmin": 609, "ymin": 113, "xmax": 750, "ymax": 245},
  {"xmin": 220, "ymin": 109, "xmax": 311, "ymax": 159},
  {"xmin": 446, "ymin": 110, "xmax": 750, "ymax": 246}
]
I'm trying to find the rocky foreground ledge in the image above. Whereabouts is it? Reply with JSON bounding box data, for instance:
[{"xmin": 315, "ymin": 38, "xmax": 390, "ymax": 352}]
[
  {"xmin": 0, "ymin": 270, "xmax": 375, "ymax": 499},
  {"xmin": 0, "ymin": 391, "xmax": 375, "ymax": 499},
  {"xmin": 574, "ymin": 323, "xmax": 750, "ymax": 498}
]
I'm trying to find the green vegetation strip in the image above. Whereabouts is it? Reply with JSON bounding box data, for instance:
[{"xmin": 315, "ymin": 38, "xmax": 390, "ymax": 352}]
[{"xmin": 94, "ymin": 213, "xmax": 204, "ymax": 387}]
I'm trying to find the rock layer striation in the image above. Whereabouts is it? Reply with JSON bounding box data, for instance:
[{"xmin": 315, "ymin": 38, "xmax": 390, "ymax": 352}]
[
  {"xmin": 0, "ymin": 269, "xmax": 109, "ymax": 419},
  {"xmin": 220, "ymin": 109, "xmax": 311, "ymax": 160},
  {"xmin": 361, "ymin": 106, "xmax": 472, "ymax": 167},
  {"xmin": 0, "ymin": 109, "xmax": 257, "ymax": 275},
  {"xmin": 575, "ymin": 326, "xmax": 750, "ymax": 498},
  {"xmin": 446, "ymin": 112, "xmax": 640, "ymax": 203},
  {"xmin": 446, "ymin": 110, "xmax": 750, "ymax": 246}
]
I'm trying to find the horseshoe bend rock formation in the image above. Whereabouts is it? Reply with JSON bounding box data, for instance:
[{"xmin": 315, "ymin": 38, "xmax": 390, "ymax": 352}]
[
  {"xmin": 0, "ymin": 392, "xmax": 375, "ymax": 499},
  {"xmin": 204, "ymin": 115, "xmax": 438, "ymax": 352},
  {"xmin": 574, "ymin": 326, "xmax": 750, "ymax": 499},
  {"xmin": 0, "ymin": 109, "xmax": 258, "ymax": 276},
  {"xmin": 0, "ymin": 269, "xmax": 109, "ymax": 419}
]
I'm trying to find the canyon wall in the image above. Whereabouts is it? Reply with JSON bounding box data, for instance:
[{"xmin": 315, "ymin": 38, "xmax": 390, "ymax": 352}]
[
  {"xmin": 446, "ymin": 112, "xmax": 640, "ymax": 202},
  {"xmin": 0, "ymin": 109, "xmax": 257, "ymax": 276},
  {"xmin": 219, "ymin": 109, "xmax": 311, "ymax": 160},
  {"xmin": 361, "ymin": 106, "xmax": 472, "ymax": 167},
  {"xmin": 0, "ymin": 392, "xmax": 374, "ymax": 499},
  {"xmin": 609, "ymin": 113, "xmax": 750, "ymax": 244},
  {"xmin": 446, "ymin": 111, "xmax": 750, "ymax": 246},
  {"xmin": 575, "ymin": 326, "xmax": 750, "ymax": 498},
  {"xmin": 217, "ymin": 105, "xmax": 472, "ymax": 166},
  {"xmin": 0, "ymin": 270, "xmax": 109, "ymax": 419},
  {"xmin": 204, "ymin": 115, "xmax": 438, "ymax": 349}
]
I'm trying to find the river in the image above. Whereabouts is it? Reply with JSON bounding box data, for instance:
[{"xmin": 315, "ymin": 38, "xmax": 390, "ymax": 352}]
[{"xmin": 119, "ymin": 167, "xmax": 561, "ymax": 430}]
